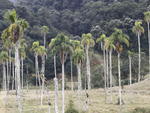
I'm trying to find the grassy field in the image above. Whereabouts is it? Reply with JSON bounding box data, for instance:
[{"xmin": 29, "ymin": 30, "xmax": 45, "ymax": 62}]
[{"xmin": 0, "ymin": 80, "xmax": 150, "ymax": 113}]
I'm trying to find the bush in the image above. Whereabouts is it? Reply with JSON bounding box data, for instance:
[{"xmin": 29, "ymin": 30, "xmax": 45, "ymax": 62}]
[
  {"xmin": 65, "ymin": 100, "xmax": 79, "ymax": 113},
  {"xmin": 130, "ymin": 107, "xmax": 150, "ymax": 113}
]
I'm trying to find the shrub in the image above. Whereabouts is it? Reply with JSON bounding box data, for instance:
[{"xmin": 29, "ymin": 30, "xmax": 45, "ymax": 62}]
[
  {"xmin": 65, "ymin": 100, "xmax": 79, "ymax": 113},
  {"xmin": 130, "ymin": 107, "xmax": 150, "ymax": 113}
]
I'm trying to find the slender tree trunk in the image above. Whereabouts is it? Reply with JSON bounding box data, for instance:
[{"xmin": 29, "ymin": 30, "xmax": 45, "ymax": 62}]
[
  {"xmin": 12, "ymin": 62, "xmax": 15, "ymax": 90},
  {"xmin": 44, "ymin": 33, "xmax": 46, "ymax": 48},
  {"xmin": 62, "ymin": 57, "xmax": 65, "ymax": 113},
  {"xmin": 41, "ymin": 76, "xmax": 45, "ymax": 106},
  {"xmin": 54, "ymin": 55, "xmax": 59, "ymax": 113},
  {"xmin": 86, "ymin": 46, "xmax": 91, "ymax": 90},
  {"xmin": 106, "ymin": 50, "xmax": 109, "ymax": 88},
  {"xmin": 6, "ymin": 60, "xmax": 9, "ymax": 91},
  {"xmin": 8, "ymin": 50, "xmax": 11, "ymax": 91},
  {"xmin": 147, "ymin": 22, "xmax": 150, "ymax": 78},
  {"xmin": 54, "ymin": 56, "xmax": 57, "ymax": 78},
  {"xmin": 109, "ymin": 49, "xmax": 112, "ymax": 103},
  {"xmin": 35, "ymin": 55, "xmax": 38, "ymax": 87},
  {"xmin": 118, "ymin": 53, "xmax": 122, "ymax": 105},
  {"xmin": 54, "ymin": 78, "xmax": 59, "ymax": 113},
  {"xmin": 3, "ymin": 62, "xmax": 7, "ymax": 91},
  {"xmin": 70, "ymin": 57, "xmax": 74, "ymax": 91},
  {"xmin": 41, "ymin": 55, "xmax": 45, "ymax": 106},
  {"xmin": 26, "ymin": 65, "xmax": 29, "ymax": 92},
  {"xmin": 77, "ymin": 62, "xmax": 82, "ymax": 91},
  {"xmin": 77, "ymin": 62, "xmax": 82, "ymax": 111},
  {"xmin": 129, "ymin": 56, "xmax": 132, "ymax": 85},
  {"xmin": 103, "ymin": 47, "xmax": 107, "ymax": 103},
  {"xmin": 21, "ymin": 58, "xmax": 24, "ymax": 89},
  {"xmin": 15, "ymin": 42, "xmax": 22, "ymax": 113},
  {"xmin": 35, "ymin": 55, "xmax": 41, "ymax": 87},
  {"xmin": 138, "ymin": 33, "xmax": 141, "ymax": 82}
]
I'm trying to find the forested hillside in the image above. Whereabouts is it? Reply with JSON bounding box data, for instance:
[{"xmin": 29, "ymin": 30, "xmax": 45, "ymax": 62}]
[{"xmin": 0, "ymin": 0, "xmax": 150, "ymax": 87}]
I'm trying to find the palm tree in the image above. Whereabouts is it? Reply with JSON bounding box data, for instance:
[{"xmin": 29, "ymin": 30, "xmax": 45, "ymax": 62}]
[
  {"xmin": 1, "ymin": 27, "xmax": 14, "ymax": 91},
  {"xmin": 128, "ymin": 51, "xmax": 134, "ymax": 85},
  {"xmin": 31, "ymin": 41, "xmax": 41, "ymax": 87},
  {"xmin": 49, "ymin": 38, "xmax": 59, "ymax": 113},
  {"xmin": 70, "ymin": 40, "xmax": 81, "ymax": 90},
  {"xmin": 73, "ymin": 46, "xmax": 85, "ymax": 91},
  {"xmin": 81, "ymin": 33, "xmax": 95, "ymax": 90},
  {"xmin": 38, "ymin": 46, "xmax": 47, "ymax": 106},
  {"xmin": 0, "ymin": 51, "xmax": 9, "ymax": 91},
  {"xmin": 3, "ymin": 9, "xmax": 29, "ymax": 113},
  {"xmin": 96, "ymin": 34, "xmax": 108, "ymax": 102},
  {"xmin": 72, "ymin": 46, "xmax": 85, "ymax": 111},
  {"xmin": 144, "ymin": 11, "xmax": 150, "ymax": 76},
  {"xmin": 41, "ymin": 26, "xmax": 49, "ymax": 47},
  {"xmin": 111, "ymin": 28, "xmax": 129, "ymax": 105},
  {"xmin": 49, "ymin": 33, "xmax": 72, "ymax": 113},
  {"xmin": 104, "ymin": 37, "xmax": 115, "ymax": 103},
  {"xmin": 19, "ymin": 39, "xmax": 27, "ymax": 89},
  {"xmin": 132, "ymin": 21, "xmax": 144, "ymax": 82}
]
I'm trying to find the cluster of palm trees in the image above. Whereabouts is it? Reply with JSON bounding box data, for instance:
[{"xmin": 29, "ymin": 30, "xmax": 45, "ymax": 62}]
[
  {"xmin": 1, "ymin": 9, "xmax": 29, "ymax": 113},
  {"xmin": 0, "ymin": 9, "xmax": 150, "ymax": 113}
]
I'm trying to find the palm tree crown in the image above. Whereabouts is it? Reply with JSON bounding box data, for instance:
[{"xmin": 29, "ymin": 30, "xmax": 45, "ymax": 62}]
[
  {"xmin": 144, "ymin": 11, "xmax": 150, "ymax": 23},
  {"xmin": 81, "ymin": 33, "xmax": 95, "ymax": 48},
  {"xmin": 132, "ymin": 20, "xmax": 144, "ymax": 36},
  {"xmin": 111, "ymin": 28, "xmax": 129, "ymax": 53}
]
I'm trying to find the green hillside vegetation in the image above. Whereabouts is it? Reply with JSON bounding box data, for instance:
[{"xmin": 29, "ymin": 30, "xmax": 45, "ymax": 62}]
[{"xmin": 0, "ymin": 0, "xmax": 150, "ymax": 113}]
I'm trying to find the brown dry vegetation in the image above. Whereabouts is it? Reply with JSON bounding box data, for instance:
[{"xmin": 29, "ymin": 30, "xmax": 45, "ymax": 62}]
[{"xmin": 0, "ymin": 79, "xmax": 150, "ymax": 113}]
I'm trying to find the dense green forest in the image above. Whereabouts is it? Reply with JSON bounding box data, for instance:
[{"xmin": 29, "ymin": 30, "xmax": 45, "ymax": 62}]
[
  {"xmin": 1, "ymin": 1, "xmax": 150, "ymax": 113},
  {"xmin": 0, "ymin": 0, "xmax": 150, "ymax": 88}
]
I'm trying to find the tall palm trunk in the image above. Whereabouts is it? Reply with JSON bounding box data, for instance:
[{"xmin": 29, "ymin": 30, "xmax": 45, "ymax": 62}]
[
  {"xmin": 103, "ymin": 47, "xmax": 107, "ymax": 103},
  {"xmin": 41, "ymin": 55, "xmax": 45, "ymax": 106},
  {"xmin": 62, "ymin": 57, "xmax": 65, "ymax": 113},
  {"xmin": 3, "ymin": 62, "xmax": 7, "ymax": 91},
  {"xmin": 21, "ymin": 58, "xmax": 24, "ymax": 89},
  {"xmin": 129, "ymin": 56, "xmax": 132, "ymax": 85},
  {"xmin": 54, "ymin": 55, "xmax": 59, "ymax": 113},
  {"xmin": 106, "ymin": 50, "xmax": 109, "ymax": 87},
  {"xmin": 26, "ymin": 65, "xmax": 29, "ymax": 91},
  {"xmin": 147, "ymin": 22, "xmax": 150, "ymax": 77},
  {"xmin": 44, "ymin": 33, "xmax": 46, "ymax": 48},
  {"xmin": 9, "ymin": 50, "xmax": 12, "ymax": 90},
  {"xmin": 6, "ymin": 60, "xmax": 9, "ymax": 90},
  {"xmin": 35, "ymin": 55, "xmax": 38, "ymax": 87},
  {"xmin": 109, "ymin": 49, "xmax": 112, "ymax": 103},
  {"xmin": 12, "ymin": 62, "xmax": 15, "ymax": 90},
  {"xmin": 77, "ymin": 62, "xmax": 82, "ymax": 91},
  {"xmin": 77, "ymin": 62, "xmax": 82, "ymax": 111},
  {"xmin": 118, "ymin": 53, "xmax": 122, "ymax": 105},
  {"xmin": 35, "ymin": 55, "xmax": 41, "ymax": 87},
  {"xmin": 137, "ymin": 33, "xmax": 141, "ymax": 82},
  {"xmin": 15, "ymin": 41, "xmax": 22, "ymax": 113},
  {"xmin": 86, "ymin": 46, "xmax": 91, "ymax": 90},
  {"xmin": 70, "ymin": 57, "xmax": 74, "ymax": 91}
]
